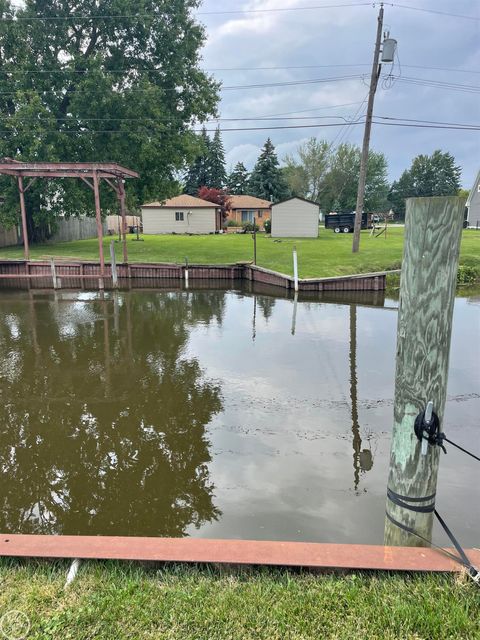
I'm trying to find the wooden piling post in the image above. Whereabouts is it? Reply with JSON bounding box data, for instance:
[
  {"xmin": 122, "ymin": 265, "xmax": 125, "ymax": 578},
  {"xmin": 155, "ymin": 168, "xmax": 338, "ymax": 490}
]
[{"xmin": 384, "ymin": 196, "xmax": 465, "ymax": 546}]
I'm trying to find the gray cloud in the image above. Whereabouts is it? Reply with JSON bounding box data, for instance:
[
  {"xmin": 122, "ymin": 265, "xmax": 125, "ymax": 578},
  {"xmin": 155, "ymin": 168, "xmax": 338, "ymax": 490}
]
[{"xmin": 198, "ymin": 0, "xmax": 480, "ymax": 187}]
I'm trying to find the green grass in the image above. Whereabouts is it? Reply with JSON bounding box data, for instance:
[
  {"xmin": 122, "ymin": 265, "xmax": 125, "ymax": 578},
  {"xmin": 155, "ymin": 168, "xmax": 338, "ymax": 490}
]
[
  {"xmin": 1, "ymin": 227, "xmax": 479, "ymax": 279},
  {"xmin": 0, "ymin": 560, "xmax": 479, "ymax": 639}
]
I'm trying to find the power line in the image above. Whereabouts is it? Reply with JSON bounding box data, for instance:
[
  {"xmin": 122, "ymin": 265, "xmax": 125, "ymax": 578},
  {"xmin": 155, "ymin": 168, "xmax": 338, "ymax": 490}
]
[
  {"xmin": 0, "ymin": 3, "xmax": 372, "ymax": 22},
  {"xmin": 396, "ymin": 76, "xmax": 480, "ymax": 93},
  {"xmin": 0, "ymin": 74, "xmax": 364, "ymax": 97},
  {"xmin": 391, "ymin": 3, "xmax": 480, "ymax": 22},
  {"xmin": 3, "ymin": 62, "xmax": 480, "ymax": 76},
  {"xmin": 0, "ymin": 118, "xmax": 478, "ymax": 135},
  {"xmin": 4, "ymin": 3, "xmax": 479, "ymax": 21}
]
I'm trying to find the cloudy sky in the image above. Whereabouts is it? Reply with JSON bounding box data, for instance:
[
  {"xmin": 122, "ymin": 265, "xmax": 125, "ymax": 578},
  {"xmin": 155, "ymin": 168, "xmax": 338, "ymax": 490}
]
[{"xmin": 194, "ymin": 0, "xmax": 479, "ymax": 188}]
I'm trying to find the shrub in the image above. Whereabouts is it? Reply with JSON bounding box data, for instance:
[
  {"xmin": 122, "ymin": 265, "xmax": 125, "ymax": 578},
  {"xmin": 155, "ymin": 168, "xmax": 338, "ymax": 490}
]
[
  {"xmin": 457, "ymin": 265, "xmax": 479, "ymax": 285},
  {"xmin": 226, "ymin": 219, "xmax": 241, "ymax": 227},
  {"xmin": 242, "ymin": 222, "xmax": 259, "ymax": 233},
  {"xmin": 263, "ymin": 219, "xmax": 271, "ymax": 234}
]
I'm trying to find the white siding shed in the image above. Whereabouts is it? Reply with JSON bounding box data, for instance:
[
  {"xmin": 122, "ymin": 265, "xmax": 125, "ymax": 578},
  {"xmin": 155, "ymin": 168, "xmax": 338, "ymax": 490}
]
[
  {"xmin": 142, "ymin": 194, "xmax": 218, "ymax": 235},
  {"xmin": 271, "ymin": 197, "xmax": 319, "ymax": 238}
]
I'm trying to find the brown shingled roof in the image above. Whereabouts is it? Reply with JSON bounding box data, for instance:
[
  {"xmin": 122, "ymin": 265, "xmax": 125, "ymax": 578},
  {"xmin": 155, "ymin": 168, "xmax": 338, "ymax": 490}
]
[
  {"xmin": 229, "ymin": 195, "xmax": 272, "ymax": 209},
  {"xmin": 142, "ymin": 194, "xmax": 218, "ymax": 208}
]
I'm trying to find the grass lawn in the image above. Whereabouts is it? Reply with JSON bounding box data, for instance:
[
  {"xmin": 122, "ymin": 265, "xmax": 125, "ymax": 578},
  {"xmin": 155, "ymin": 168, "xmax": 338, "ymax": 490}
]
[
  {"xmin": 0, "ymin": 227, "xmax": 479, "ymax": 279},
  {"xmin": 1, "ymin": 560, "xmax": 479, "ymax": 639}
]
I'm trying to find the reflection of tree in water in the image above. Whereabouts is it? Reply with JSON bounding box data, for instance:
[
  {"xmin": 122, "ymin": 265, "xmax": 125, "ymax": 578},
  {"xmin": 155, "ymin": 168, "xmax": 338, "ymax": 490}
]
[
  {"xmin": 257, "ymin": 296, "xmax": 276, "ymax": 321},
  {"xmin": 0, "ymin": 290, "xmax": 225, "ymax": 536},
  {"xmin": 349, "ymin": 304, "xmax": 373, "ymax": 492}
]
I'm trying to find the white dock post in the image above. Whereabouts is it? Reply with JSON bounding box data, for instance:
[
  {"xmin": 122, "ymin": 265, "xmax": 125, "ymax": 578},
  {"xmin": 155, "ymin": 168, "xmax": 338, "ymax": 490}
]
[
  {"xmin": 50, "ymin": 257, "xmax": 58, "ymax": 289},
  {"xmin": 110, "ymin": 240, "xmax": 118, "ymax": 288},
  {"xmin": 293, "ymin": 245, "xmax": 299, "ymax": 292}
]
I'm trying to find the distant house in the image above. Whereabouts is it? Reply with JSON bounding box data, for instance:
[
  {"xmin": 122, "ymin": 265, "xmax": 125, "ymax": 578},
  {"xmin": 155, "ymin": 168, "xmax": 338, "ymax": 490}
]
[
  {"xmin": 227, "ymin": 195, "xmax": 271, "ymax": 229},
  {"xmin": 271, "ymin": 197, "xmax": 319, "ymax": 238},
  {"xmin": 141, "ymin": 194, "xmax": 220, "ymax": 235},
  {"xmin": 466, "ymin": 170, "xmax": 480, "ymax": 228}
]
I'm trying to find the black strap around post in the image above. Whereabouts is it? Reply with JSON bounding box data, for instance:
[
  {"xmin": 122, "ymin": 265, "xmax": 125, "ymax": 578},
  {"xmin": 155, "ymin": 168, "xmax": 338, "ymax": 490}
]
[{"xmin": 386, "ymin": 487, "xmax": 479, "ymax": 584}]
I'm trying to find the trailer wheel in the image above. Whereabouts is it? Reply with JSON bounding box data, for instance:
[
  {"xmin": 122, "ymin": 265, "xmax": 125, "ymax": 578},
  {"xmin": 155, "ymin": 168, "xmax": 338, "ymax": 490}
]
[
  {"xmin": 334, "ymin": 227, "xmax": 341, "ymax": 233},
  {"xmin": 343, "ymin": 226, "xmax": 350, "ymax": 233}
]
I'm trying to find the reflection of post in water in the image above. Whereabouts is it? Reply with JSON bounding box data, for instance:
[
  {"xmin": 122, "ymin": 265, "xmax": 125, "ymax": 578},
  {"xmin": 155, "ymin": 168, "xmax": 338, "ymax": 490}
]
[
  {"xmin": 349, "ymin": 304, "xmax": 373, "ymax": 490},
  {"xmin": 252, "ymin": 294, "xmax": 257, "ymax": 342},
  {"xmin": 101, "ymin": 292, "xmax": 111, "ymax": 397},
  {"xmin": 126, "ymin": 291, "xmax": 133, "ymax": 359},
  {"xmin": 291, "ymin": 292, "xmax": 298, "ymax": 335},
  {"xmin": 113, "ymin": 291, "xmax": 120, "ymax": 334},
  {"xmin": 28, "ymin": 291, "xmax": 40, "ymax": 357}
]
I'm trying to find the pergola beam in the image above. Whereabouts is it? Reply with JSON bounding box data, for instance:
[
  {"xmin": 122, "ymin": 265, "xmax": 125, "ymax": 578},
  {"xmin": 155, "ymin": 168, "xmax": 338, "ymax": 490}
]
[{"xmin": 0, "ymin": 160, "xmax": 139, "ymax": 271}]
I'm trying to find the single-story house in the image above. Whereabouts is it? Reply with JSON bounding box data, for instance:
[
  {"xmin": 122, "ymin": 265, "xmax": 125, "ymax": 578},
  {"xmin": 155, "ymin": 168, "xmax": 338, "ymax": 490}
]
[
  {"xmin": 466, "ymin": 170, "xmax": 480, "ymax": 228},
  {"xmin": 142, "ymin": 194, "xmax": 220, "ymax": 235},
  {"xmin": 271, "ymin": 196, "xmax": 319, "ymax": 238},
  {"xmin": 227, "ymin": 195, "xmax": 271, "ymax": 229}
]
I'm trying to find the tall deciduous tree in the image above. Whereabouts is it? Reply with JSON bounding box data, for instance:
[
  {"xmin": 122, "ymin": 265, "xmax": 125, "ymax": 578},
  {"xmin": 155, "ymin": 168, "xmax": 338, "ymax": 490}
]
[
  {"xmin": 249, "ymin": 138, "xmax": 289, "ymax": 202},
  {"xmin": 227, "ymin": 162, "xmax": 250, "ymax": 194},
  {"xmin": 284, "ymin": 138, "xmax": 331, "ymax": 202},
  {"xmin": 388, "ymin": 150, "xmax": 461, "ymax": 217},
  {"xmin": 0, "ymin": 0, "xmax": 219, "ymax": 240},
  {"xmin": 321, "ymin": 143, "xmax": 388, "ymax": 214}
]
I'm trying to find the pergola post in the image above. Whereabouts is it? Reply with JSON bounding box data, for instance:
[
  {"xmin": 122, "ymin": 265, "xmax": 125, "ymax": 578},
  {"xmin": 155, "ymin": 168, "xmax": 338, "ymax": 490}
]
[
  {"xmin": 17, "ymin": 175, "xmax": 29, "ymax": 261},
  {"xmin": 117, "ymin": 178, "xmax": 128, "ymax": 263},
  {"xmin": 92, "ymin": 171, "xmax": 105, "ymax": 277}
]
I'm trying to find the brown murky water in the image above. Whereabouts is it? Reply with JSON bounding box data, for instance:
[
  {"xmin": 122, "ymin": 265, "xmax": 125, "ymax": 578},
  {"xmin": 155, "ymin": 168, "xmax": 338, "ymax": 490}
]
[{"xmin": 0, "ymin": 283, "xmax": 478, "ymax": 545}]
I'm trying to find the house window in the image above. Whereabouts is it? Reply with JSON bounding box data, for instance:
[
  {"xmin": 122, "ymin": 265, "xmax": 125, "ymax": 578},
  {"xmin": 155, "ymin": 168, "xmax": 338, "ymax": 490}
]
[
  {"xmin": 241, "ymin": 210, "xmax": 254, "ymax": 223},
  {"xmin": 258, "ymin": 210, "xmax": 263, "ymax": 218},
  {"xmin": 175, "ymin": 211, "xmax": 184, "ymax": 221}
]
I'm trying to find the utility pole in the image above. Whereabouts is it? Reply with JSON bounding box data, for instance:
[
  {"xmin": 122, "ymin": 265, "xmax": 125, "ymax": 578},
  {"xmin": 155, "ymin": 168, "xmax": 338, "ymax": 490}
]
[
  {"xmin": 352, "ymin": 3, "xmax": 384, "ymax": 253},
  {"xmin": 384, "ymin": 196, "xmax": 465, "ymax": 546}
]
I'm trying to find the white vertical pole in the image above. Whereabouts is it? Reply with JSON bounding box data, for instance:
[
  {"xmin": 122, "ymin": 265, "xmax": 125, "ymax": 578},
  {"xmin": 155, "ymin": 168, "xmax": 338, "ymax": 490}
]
[
  {"xmin": 293, "ymin": 245, "xmax": 299, "ymax": 292},
  {"xmin": 110, "ymin": 240, "xmax": 118, "ymax": 288},
  {"xmin": 185, "ymin": 256, "xmax": 189, "ymax": 289},
  {"xmin": 50, "ymin": 257, "xmax": 58, "ymax": 289}
]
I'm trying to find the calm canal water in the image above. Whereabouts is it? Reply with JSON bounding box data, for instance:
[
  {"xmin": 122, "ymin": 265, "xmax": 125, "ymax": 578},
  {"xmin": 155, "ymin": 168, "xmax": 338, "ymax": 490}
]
[{"xmin": 0, "ymin": 283, "xmax": 478, "ymax": 545}]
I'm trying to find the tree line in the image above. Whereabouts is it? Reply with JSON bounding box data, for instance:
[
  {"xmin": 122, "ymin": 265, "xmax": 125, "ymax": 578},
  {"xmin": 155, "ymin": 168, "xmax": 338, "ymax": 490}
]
[{"xmin": 184, "ymin": 129, "xmax": 462, "ymax": 218}]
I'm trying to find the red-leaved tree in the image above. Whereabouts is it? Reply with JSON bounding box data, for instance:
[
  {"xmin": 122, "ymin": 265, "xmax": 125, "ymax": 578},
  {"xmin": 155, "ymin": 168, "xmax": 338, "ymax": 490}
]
[{"xmin": 198, "ymin": 187, "xmax": 232, "ymax": 221}]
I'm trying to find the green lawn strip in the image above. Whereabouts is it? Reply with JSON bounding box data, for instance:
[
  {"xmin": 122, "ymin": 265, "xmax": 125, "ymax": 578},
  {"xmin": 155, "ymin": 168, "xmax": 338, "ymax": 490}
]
[
  {"xmin": 0, "ymin": 228, "xmax": 478, "ymax": 280},
  {"xmin": 0, "ymin": 560, "xmax": 479, "ymax": 639}
]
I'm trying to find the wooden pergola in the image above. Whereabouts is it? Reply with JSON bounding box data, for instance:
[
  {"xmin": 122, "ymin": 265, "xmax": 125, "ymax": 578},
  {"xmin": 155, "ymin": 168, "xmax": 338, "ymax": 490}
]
[{"xmin": 0, "ymin": 160, "xmax": 139, "ymax": 275}]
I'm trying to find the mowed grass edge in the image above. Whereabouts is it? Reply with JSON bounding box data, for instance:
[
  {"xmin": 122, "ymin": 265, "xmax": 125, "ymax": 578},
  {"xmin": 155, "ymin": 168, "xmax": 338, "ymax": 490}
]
[
  {"xmin": 0, "ymin": 227, "xmax": 479, "ymax": 279},
  {"xmin": 1, "ymin": 560, "xmax": 479, "ymax": 640}
]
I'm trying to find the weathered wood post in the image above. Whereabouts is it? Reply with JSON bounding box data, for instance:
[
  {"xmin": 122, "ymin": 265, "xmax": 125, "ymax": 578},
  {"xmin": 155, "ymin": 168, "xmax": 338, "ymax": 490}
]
[{"xmin": 384, "ymin": 196, "xmax": 465, "ymax": 546}]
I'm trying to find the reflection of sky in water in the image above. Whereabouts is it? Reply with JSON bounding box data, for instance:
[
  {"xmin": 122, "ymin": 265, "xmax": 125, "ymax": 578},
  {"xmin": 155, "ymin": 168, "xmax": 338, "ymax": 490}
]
[{"xmin": 185, "ymin": 293, "xmax": 479, "ymax": 545}]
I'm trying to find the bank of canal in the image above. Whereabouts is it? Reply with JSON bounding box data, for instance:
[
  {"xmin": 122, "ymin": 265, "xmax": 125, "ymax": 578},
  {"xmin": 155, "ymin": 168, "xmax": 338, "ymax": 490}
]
[{"xmin": 0, "ymin": 283, "xmax": 478, "ymax": 546}]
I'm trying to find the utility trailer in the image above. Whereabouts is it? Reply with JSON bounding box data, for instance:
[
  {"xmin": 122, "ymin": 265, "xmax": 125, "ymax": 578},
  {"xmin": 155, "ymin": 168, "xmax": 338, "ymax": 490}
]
[{"xmin": 324, "ymin": 211, "xmax": 372, "ymax": 233}]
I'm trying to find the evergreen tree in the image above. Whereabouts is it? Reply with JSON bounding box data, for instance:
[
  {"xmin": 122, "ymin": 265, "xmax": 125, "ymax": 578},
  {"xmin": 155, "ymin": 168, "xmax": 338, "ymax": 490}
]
[
  {"xmin": 184, "ymin": 127, "xmax": 212, "ymax": 195},
  {"xmin": 209, "ymin": 127, "xmax": 226, "ymax": 189},
  {"xmin": 227, "ymin": 162, "xmax": 250, "ymax": 194},
  {"xmin": 388, "ymin": 150, "xmax": 461, "ymax": 217},
  {"xmin": 249, "ymin": 139, "xmax": 290, "ymax": 202}
]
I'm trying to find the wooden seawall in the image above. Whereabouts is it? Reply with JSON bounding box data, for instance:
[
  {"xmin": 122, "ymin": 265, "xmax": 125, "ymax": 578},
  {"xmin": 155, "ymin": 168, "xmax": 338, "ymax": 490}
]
[{"xmin": 0, "ymin": 260, "xmax": 392, "ymax": 292}]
